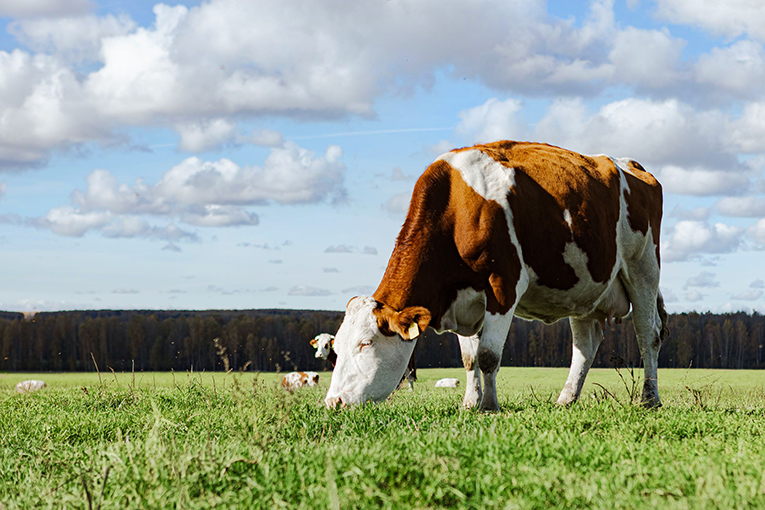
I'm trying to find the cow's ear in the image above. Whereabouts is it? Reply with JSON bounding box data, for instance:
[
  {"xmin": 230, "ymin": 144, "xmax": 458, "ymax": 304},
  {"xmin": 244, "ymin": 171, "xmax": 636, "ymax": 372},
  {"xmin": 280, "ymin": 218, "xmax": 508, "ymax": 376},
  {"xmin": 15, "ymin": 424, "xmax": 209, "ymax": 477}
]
[
  {"xmin": 329, "ymin": 335, "xmax": 335, "ymax": 349},
  {"xmin": 310, "ymin": 338, "xmax": 318, "ymax": 347},
  {"xmin": 395, "ymin": 307, "xmax": 431, "ymax": 341},
  {"xmin": 375, "ymin": 304, "xmax": 431, "ymax": 341}
]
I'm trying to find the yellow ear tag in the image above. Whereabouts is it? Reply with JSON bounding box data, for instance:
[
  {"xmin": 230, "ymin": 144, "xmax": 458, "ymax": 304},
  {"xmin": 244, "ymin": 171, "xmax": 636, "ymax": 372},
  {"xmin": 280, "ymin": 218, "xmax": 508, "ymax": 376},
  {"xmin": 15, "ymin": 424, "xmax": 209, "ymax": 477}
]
[{"xmin": 407, "ymin": 323, "xmax": 420, "ymax": 339}]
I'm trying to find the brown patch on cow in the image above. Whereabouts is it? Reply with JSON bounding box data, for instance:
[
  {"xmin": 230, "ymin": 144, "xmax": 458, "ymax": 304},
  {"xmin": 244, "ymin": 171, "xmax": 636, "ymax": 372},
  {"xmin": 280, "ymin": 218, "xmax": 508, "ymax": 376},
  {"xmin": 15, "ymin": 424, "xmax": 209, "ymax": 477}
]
[
  {"xmin": 462, "ymin": 353, "xmax": 476, "ymax": 371},
  {"xmin": 373, "ymin": 157, "xmax": 522, "ymax": 324},
  {"xmin": 477, "ymin": 348, "xmax": 500, "ymax": 373},
  {"xmin": 624, "ymin": 160, "xmax": 664, "ymax": 265},
  {"xmin": 478, "ymin": 141, "xmax": 621, "ymax": 288}
]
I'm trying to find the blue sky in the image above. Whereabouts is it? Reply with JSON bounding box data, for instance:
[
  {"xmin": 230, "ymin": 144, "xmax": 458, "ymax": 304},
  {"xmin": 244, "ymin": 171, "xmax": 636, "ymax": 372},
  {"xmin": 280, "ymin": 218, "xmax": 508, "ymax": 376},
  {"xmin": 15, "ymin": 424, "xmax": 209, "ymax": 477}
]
[{"xmin": 1, "ymin": 0, "xmax": 765, "ymax": 313}]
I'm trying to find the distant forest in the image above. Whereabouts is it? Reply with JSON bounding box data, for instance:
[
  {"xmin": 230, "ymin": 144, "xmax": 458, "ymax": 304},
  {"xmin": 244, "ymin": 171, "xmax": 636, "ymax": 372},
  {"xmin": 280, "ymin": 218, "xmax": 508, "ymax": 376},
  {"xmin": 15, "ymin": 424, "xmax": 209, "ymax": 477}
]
[{"xmin": 0, "ymin": 309, "xmax": 764, "ymax": 373}]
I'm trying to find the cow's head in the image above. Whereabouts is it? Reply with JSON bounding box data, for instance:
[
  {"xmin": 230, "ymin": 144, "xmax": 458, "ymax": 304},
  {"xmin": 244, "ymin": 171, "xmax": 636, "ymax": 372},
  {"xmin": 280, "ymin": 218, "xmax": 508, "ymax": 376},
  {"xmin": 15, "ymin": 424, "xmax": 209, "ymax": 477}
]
[
  {"xmin": 325, "ymin": 296, "xmax": 430, "ymax": 408},
  {"xmin": 310, "ymin": 333, "xmax": 335, "ymax": 359}
]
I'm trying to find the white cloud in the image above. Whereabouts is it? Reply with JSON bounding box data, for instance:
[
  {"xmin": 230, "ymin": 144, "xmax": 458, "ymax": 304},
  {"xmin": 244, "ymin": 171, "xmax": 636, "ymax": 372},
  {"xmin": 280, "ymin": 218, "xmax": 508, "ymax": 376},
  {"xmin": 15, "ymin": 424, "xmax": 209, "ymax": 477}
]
[
  {"xmin": 288, "ymin": 286, "xmax": 332, "ymax": 296},
  {"xmin": 535, "ymin": 98, "xmax": 735, "ymax": 171},
  {"xmin": 101, "ymin": 218, "xmax": 199, "ymax": 242},
  {"xmin": 8, "ymin": 14, "xmax": 136, "ymax": 64},
  {"xmin": 715, "ymin": 196, "xmax": 765, "ymax": 217},
  {"xmin": 751, "ymin": 279, "xmax": 765, "ymax": 288},
  {"xmin": 456, "ymin": 98, "xmax": 525, "ymax": 144},
  {"xmin": 362, "ymin": 246, "xmax": 377, "ymax": 255},
  {"xmin": 656, "ymin": 0, "xmax": 765, "ymax": 41},
  {"xmin": 0, "ymin": 181, "xmax": 6, "ymax": 198},
  {"xmin": 181, "ymin": 205, "xmax": 258, "ymax": 227},
  {"xmin": 176, "ymin": 118, "xmax": 236, "ymax": 152},
  {"xmin": 33, "ymin": 140, "xmax": 339, "ymax": 239},
  {"xmin": 342, "ymin": 285, "xmax": 376, "ymax": 295},
  {"xmin": 245, "ymin": 129, "xmax": 284, "ymax": 148},
  {"xmin": 155, "ymin": 143, "xmax": 345, "ymax": 205},
  {"xmin": 685, "ymin": 291, "xmax": 705, "ymax": 302},
  {"xmin": 732, "ymin": 289, "xmax": 763, "ymax": 300},
  {"xmin": 661, "ymin": 288, "xmax": 679, "ymax": 303},
  {"xmin": 747, "ymin": 218, "xmax": 765, "ymax": 247},
  {"xmin": 695, "ymin": 40, "xmax": 765, "ymax": 99},
  {"xmin": 670, "ymin": 205, "xmax": 712, "ymax": 221},
  {"xmin": 381, "ymin": 193, "xmax": 410, "ymax": 216},
  {"xmin": 662, "ymin": 220, "xmax": 744, "ymax": 262},
  {"xmin": 684, "ymin": 271, "xmax": 719, "ymax": 289},
  {"xmin": 608, "ymin": 27, "xmax": 685, "ymax": 89},
  {"xmin": 658, "ymin": 166, "xmax": 750, "ymax": 196},
  {"xmin": 41, "ymin": 205, "xmax": 111, "ymax": 237},
  {"xmin": 324, "ymin": 245, "xmax": 353, "ymax": 253},
  {"xmin": 0, "ymin": 0, "xmax": 91, "ymax": 18}
]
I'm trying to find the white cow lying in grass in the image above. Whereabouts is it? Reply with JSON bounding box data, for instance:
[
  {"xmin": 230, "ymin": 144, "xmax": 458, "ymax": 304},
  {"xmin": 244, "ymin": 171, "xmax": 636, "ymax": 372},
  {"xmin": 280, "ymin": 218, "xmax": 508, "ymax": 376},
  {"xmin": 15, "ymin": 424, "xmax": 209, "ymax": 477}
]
[
  {"xmin": 435, "ymin": 378, "xmax": 460, "ymax": 388},
  {"xmin": 280, "ymin": 372, "xmax": 320, "ymax": 391},
  {"xmin": 15, "ymin": 380, "xmax": 47, "ymax": 394}
]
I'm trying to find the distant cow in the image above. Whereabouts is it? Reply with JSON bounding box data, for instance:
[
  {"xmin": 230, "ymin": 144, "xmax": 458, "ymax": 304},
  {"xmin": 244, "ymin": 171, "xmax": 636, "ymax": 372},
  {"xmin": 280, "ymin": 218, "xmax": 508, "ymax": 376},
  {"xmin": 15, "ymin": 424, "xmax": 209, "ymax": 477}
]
[
  {"xmin": 15, "ymin": 380, "xmax": 46, "ymax": 394},
  {"xmin": 310, "ymin": 333, "xmax": 337, "ymax": 366},
  {"xmin": 326, "ymin": 141, "xmax": 668, "ymax": 410},
  {"xmin": 435, "ymin": 378, "xmax": 460, "ymax": 388},
  {"xmin": 280, "ymin": 371, "xmax": 320, "ymax": 391}
]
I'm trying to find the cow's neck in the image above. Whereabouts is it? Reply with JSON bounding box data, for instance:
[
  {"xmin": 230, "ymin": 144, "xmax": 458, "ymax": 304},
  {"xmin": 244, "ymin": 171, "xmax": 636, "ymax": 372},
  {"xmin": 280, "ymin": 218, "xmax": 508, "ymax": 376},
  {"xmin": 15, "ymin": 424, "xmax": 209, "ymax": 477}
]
[{"xmin": 373, "ymin": 172, "xmax": 468, "ymax": 324}]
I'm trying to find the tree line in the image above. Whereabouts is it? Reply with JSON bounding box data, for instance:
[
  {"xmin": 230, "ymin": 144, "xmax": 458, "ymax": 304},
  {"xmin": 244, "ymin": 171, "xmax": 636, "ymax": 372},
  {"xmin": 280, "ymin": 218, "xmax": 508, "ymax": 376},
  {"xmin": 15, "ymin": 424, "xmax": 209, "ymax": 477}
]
[{"xmin": 0, "ymin": 309, "xmax": 763, "ymax": 373}]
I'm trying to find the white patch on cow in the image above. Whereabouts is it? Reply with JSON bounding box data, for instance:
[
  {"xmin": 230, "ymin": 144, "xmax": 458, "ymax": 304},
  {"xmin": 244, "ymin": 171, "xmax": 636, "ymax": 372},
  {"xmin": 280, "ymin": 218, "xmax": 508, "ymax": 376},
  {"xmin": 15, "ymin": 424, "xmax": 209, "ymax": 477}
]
[
  {"xmin": 563, "ymin": 209, "xmax": 573, "ymax": 229},
  {"xmin": 435, "ymin": 287, "xmax": 486, "ymax": 336},
  {"xmin": 438, "ymin": 149, "xmax": 530, "ymax": 303},
  {"xmin": 325, "ymin": 296, "xmax": 416, "ymax": 407},
  {"xmin": 15, "ymin": 380, "xmax": 47, "ymax": 394},
  {"xmin": 435, "ymin": 378, "xmax": 460, "ymax": 388}
]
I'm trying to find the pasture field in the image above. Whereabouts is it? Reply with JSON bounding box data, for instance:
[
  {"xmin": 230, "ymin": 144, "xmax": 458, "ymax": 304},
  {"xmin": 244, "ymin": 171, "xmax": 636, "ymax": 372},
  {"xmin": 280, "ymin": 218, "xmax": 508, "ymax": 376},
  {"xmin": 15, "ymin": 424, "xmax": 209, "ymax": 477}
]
[{"xmin": 1, "ymin": 367, "xmax": 764, "ymax": 509}]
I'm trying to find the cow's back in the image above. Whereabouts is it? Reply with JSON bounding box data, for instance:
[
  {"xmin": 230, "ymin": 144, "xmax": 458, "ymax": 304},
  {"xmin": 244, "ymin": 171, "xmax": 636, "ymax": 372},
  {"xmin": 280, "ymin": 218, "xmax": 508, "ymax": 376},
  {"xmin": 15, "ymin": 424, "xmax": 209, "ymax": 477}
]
[{"xmin": 440, "ymin": 141, "xmax": 662, "ymax": 323}]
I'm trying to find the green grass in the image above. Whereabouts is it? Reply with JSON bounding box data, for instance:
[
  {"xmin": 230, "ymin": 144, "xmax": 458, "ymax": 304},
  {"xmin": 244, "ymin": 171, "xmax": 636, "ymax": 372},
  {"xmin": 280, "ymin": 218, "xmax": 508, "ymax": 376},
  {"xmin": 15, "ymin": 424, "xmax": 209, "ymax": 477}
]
[{"xmin": 1, "ymin": 368, "xmax": 764, "ymax": 509}]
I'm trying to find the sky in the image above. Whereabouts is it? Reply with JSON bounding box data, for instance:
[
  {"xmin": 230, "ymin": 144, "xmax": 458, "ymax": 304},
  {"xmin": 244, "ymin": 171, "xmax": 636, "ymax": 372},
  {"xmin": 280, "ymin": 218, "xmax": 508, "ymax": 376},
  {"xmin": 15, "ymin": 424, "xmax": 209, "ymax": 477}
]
[{"xmin": 1, "ymin": 0, "xmax": 765, "ymax": 314}]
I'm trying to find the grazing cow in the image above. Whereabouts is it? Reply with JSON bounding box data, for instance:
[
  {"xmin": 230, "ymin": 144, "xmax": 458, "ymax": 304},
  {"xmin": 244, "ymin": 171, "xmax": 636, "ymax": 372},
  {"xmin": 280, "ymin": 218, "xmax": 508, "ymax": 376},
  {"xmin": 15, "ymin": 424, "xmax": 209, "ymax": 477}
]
[
  {"xmin": 435, "ymin": 378, "xmax": 460, "ymax": 388},
  {"xmin": 326, "ymin": 141, "xmax": 668, "ymax": 410},
  {"xmin": 281, "ymin": 371, "xmax": 320, "ymax": 391},
  {"xmin": 311, "ymin": 332, "xmax": 419, "ymax": 390},
  {"xmin": 15, "ymin": 380, "xmax": 47, "ymax": 394}
]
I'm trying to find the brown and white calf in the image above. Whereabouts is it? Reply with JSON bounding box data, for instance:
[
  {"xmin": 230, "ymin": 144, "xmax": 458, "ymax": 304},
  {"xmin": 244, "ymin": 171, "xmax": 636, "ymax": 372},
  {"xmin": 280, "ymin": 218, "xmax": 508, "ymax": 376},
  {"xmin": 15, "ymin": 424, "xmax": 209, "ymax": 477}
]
[
  {"xmin": 326, "ymin": 141, "xmax": 668, "ymax": 410},
  {"xmin": 281, "ymin": 371, "xmax": 320, "ymax": 391},
  {"xmin": 310, "ymin": 333, "xmax": 337, "ymax": 366}
]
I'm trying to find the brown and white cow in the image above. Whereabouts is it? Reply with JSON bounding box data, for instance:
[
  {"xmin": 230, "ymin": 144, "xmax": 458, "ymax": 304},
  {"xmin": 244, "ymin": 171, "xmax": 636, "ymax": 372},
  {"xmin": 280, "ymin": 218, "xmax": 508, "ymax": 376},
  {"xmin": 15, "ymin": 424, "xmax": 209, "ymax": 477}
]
[
  {"xmin": 310, "ymin": 333, "xmax": 337, "ymax": 366},
  {"xmin": 325, "ymin": 141, "xmax": 668, "ymax": 410},
  {"xmin": 281, "ymin": 371, "xmax": 320, "ymax": 391}
]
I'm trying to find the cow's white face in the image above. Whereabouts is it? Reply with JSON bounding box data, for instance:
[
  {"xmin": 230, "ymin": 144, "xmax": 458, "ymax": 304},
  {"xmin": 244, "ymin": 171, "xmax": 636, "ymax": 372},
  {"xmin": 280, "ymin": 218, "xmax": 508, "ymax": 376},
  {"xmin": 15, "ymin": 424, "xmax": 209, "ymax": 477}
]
[
  {"xmin": 311, "ymin": 333, "xmax": 335, "ymax": 359},
  {"xmin": 325, "ymin": 296, "xmax": 429, "ymax": 408}
]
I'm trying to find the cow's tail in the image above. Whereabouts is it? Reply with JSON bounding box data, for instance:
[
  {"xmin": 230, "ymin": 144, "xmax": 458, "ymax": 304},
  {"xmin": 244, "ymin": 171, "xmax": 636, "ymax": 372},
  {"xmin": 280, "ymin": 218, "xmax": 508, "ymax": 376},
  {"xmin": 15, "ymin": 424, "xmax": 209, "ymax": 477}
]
[{"xmin": 657, "ymin": 290, "xmax": 670, "ymax": 343}]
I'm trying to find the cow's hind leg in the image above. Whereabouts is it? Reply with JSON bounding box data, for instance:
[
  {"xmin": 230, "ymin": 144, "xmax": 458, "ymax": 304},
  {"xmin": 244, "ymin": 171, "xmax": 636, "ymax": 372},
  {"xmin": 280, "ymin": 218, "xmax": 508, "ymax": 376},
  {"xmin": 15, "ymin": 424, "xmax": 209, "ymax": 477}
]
[
  {"xmin": 557, "ymin": 318, "xmax": 603, "ymax": 405},
  {"xmin": 458, "ymin": 334, "xmax": 482, "ymax": 408},
  {"xmin": 476, "ymin": 312, "xmax": 514, "ymax": 412},
  {"xmin": 621, "ymin": 254, "xmax": 666, "ymax": 407}
]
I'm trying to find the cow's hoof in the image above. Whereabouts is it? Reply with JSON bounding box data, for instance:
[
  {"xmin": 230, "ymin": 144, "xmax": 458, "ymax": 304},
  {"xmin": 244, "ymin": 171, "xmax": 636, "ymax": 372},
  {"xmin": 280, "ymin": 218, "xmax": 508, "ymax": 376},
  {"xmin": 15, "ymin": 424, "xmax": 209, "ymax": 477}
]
[
  {"xmin": 462, "ymin": 397, "xmax": 480, "ymax": 409},
  {"xmin": 556, "ymin": 389, "xmax": 577, "ymax": 406},
  {"xmin": 478, "ymin": 397, "xmax": 500, "ymax": 412}
]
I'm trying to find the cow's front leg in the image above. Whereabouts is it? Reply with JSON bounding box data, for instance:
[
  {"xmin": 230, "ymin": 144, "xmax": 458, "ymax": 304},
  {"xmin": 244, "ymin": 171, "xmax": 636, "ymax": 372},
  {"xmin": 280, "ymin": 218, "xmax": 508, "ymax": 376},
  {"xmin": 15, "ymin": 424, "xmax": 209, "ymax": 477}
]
[
  {"xmin": 477, "ymin": 312, "xmax": 514, "ymax": 412},
  {"xmin": 457, "ymin": 334, "xmax": 481, "ymax": 408}
]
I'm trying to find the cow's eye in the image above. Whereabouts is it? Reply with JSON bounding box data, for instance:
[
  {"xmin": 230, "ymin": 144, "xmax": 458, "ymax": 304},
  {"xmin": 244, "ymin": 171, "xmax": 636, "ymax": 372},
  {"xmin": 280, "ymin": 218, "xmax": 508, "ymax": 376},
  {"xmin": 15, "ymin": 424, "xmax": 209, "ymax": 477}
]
[{"xmin": 359, "ymin": 339, "xmax": 372, "ymax": 351}]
